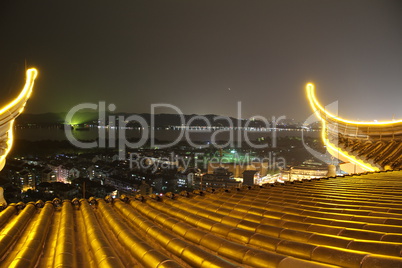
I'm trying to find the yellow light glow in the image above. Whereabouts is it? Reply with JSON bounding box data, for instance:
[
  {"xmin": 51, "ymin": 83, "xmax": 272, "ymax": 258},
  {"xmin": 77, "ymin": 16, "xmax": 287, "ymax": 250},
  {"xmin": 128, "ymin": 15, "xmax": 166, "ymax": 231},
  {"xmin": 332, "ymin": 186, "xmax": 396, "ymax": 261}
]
[
  {"xmin": 306, "ymin": 83, "xmax": 402, "ymax": 125},
  {"xmin": 321, "ymin": 121, "xmax": 379, "ymax": 172},
  {"xmin": 0, "ymin": 68, "xmax": 37, "ymax": 115},
  {"xmin": 0, "ymin": 68, "xmax": 37, "ymax": 170},
  {"xmin": 306, "ymin": 83, "xmax": 380, "ymax": 172}
]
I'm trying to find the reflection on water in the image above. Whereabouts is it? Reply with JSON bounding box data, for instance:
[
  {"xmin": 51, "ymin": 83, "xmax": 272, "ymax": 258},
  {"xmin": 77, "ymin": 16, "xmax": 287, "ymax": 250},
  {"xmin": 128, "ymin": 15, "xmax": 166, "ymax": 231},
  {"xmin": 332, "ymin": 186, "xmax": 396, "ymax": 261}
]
[{"xmin": 14, "ymin": 127, "xmax": 319, "ymax": 143}]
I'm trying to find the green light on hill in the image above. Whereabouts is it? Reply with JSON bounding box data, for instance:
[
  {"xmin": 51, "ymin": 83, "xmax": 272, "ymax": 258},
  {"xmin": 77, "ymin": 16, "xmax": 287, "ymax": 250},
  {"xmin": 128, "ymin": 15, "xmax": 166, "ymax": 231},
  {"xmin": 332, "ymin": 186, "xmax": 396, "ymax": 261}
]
[{"xmin": 64, "ymin": 112, "xmax": 98, "ymax": 125}]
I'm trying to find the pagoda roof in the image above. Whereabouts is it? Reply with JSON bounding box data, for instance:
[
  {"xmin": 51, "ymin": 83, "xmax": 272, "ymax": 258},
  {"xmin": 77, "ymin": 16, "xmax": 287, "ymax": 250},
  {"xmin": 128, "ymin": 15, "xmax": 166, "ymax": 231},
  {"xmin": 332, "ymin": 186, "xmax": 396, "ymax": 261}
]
[
  {"xmin": 306, "ymin": 83, "xmax": 402, "ymax": 172},
  {"xmin": 0, "ymin": 68, "xmax": 37, "ymax": 171}
]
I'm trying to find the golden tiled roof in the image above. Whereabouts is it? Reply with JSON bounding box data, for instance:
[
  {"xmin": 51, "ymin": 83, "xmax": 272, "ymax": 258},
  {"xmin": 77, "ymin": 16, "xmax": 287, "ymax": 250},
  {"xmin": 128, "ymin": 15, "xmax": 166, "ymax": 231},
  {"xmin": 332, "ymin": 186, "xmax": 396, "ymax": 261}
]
[{"xmin": 1, "ymin": 171, "xmax": 402, "ymax": 267}]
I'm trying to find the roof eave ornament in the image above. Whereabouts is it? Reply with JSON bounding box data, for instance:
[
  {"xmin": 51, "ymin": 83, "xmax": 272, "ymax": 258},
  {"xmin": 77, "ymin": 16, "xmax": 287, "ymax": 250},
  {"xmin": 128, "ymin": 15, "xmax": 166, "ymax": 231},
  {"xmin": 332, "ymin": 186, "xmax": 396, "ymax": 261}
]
[
  {"xmin": 306, "ymin": 83, "xmax": 380, "ymax": 172},
  {"xmin": 0, "ymin": 68, "xmax": 38, "ymax": 171}
]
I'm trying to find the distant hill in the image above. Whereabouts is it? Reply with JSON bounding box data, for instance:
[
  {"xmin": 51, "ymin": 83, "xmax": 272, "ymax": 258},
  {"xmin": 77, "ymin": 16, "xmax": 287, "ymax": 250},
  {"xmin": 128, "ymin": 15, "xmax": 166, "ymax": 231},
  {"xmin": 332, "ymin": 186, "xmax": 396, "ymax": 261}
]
[
  {"xmin": 16, "ymin": 113, "xmax": 67, "ymax": 124},
  {"xmin": 16, "ymin": 112, "xmax": 98, "ymax": 125}
]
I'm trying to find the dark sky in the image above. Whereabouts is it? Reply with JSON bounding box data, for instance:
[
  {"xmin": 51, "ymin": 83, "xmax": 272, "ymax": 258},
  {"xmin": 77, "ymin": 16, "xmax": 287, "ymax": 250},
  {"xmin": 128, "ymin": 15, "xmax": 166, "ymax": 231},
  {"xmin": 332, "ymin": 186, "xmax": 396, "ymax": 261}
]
[{"xmin": 0, "ymin": 0, "xmax": 401, "ymax": 122}]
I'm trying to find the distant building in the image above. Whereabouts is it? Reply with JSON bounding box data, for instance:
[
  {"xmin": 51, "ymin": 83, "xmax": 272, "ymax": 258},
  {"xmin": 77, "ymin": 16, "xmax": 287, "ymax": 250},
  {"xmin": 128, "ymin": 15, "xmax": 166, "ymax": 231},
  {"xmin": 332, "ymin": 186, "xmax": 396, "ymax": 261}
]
[
  {"xmin": 280, "ymin": 161, "xmax": 329, "ymax": 181},
  {"xmin": 242, "ymin": 170, "xmax": 259, "ymax": 185},
  {"xmin": 201, "ymin": 168, "xmax": 242, "ymax": 189},
  {"xmin": 42, "ymin": 168, "xmax": 57, "ymax": 183},
  {"xmin": 2, "ymin": 160, "xmax": 50, "ymax": 190},
  {"xmin": 207, "ymin": 159, "xmax": 270, "ymax": 178},
  {"xmin": 139, "ymin": 181, "xmax": 152, "ymax": 195}
]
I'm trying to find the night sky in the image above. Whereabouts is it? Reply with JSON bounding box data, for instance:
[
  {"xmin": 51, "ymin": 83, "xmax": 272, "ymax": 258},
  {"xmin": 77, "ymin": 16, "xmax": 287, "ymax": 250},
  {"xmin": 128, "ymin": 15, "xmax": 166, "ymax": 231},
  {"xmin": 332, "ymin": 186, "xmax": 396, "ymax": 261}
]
[{"xmin": 1, "ymin": 0, "xmax": 401, "ymax": 122}]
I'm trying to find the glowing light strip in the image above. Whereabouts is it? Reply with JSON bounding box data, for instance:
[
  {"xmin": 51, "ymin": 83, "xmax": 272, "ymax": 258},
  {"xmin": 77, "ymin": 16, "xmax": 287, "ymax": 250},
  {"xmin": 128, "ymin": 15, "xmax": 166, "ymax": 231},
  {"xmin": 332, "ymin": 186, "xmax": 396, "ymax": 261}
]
[
  {"xmin": 306, "ymin": 83, "xmax": 402, "ymax": 125},
  {"xmin": 306, "ymin": 83, "xmax": 380, "ymax": 172},
  {"xmin": 0, "ymin": 68, "xmax": 37, "ymax": 115},
  {"xmin": 0, "ymin": 68, "xmax": 37, "ymax": 168},
  {"xmin": 321, "ymin": 121, "xmax": 379, "ymax": 172}
]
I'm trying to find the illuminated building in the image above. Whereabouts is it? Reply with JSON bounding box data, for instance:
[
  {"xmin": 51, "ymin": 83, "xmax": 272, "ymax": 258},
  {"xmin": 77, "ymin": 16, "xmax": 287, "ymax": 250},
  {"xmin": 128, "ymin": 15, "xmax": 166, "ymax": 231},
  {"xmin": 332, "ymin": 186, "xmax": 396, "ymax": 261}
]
[
  {"xmin": 207, "ymin": 161, "xmax": 270, "ymax": 178},
  {"xmin": 280, "ymin": 160, "xmax": 330, "ymax": 181},
  {"xmin": 281, "ymin": 165, "xmax": 329, "ymax": 181},
  {"xmin": 306, "ymin": 83, "xmax": 402, "ymax": 173}
]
